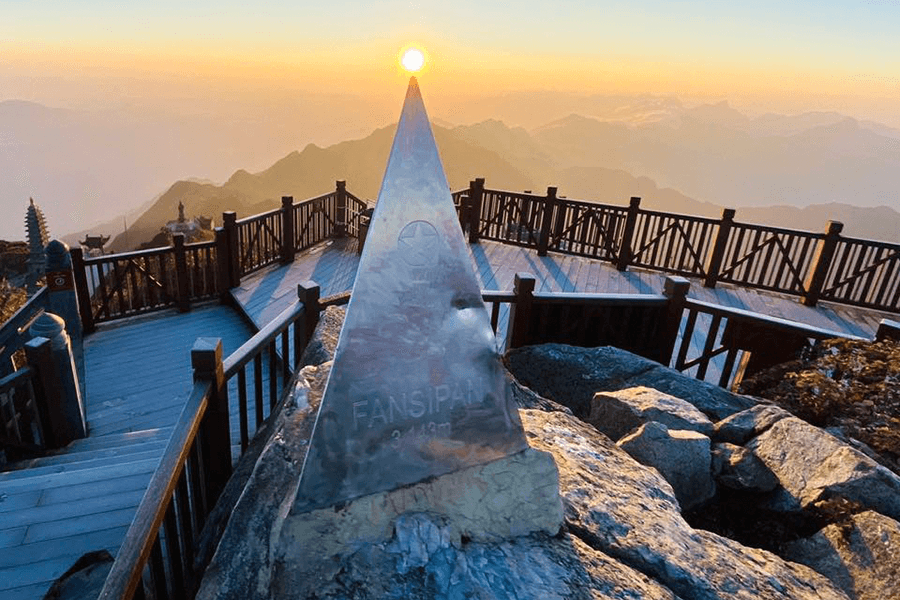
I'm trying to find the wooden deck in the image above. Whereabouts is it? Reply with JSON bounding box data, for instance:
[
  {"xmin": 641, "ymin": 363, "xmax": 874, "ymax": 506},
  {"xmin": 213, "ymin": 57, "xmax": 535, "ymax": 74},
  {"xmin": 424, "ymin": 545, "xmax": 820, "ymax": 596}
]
[
  {"xmin": 1, "ymin": 233, "xmax": 895, "ymax": 599},
  {"xmin": 233, "ymin": 236, "xmax": 890, "ymax": 340},
  {"xmin": 0, "ymin": 304, "xmax": 254, "ymax": 599}
]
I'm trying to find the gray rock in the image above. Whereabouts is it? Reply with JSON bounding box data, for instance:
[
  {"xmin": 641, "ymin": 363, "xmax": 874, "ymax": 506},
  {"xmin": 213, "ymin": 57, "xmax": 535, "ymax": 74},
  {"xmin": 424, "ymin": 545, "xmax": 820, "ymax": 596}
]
[
  {"xmin": 273, "ymin": 513, "xmax": 678, "ymax": 600},
  {"xmin": 783, "ymin": 511, "xmax": 900, "ymax": 600},
  {"xmin": 197, "ymin": 362, "xmax": 330, "ymax": 600},
  {"xmin": 42, "ymin": 550, "xmax": 113, "ymax": 600},
  {"xmin": 299, "ymin": 305, "xmax": 345, "ymax": 366},
  {"xmin": 504, "ymin": 344, "xmax": 754, "ymax": 420},
  {"xmin": 748, "ymin": 417, "xmax": 900, "ymax": 519},
  {"xmin": 617, "ymin": 421, "xmax": 715, "ymax": 510},
  {"xmin": 509, "ymin": 374, "xmax": 573, "ymax": 414},
  {"xmin": 588, "ymin": 386, "xmax": 714, "ymax": 441},
  {"xmin": 521, "ymin": 409, "xmax": 850, "ymax": 600},
  {"xmin": 712, "ymin": 442, "xmax": 778, "ymax": 492},
  {"xmin": 713, "ymin": 404, "xmax": 793, "ymax": 445}
]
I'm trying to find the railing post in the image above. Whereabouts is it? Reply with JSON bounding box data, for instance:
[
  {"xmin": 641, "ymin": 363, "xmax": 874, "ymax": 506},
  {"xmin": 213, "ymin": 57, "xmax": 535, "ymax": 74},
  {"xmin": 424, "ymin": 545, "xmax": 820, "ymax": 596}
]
[
  {"xmin": 173, "ymin": 234, "xmax": 190, "ymax": 312},
  {"xmin": 803, "ymin": 220, "xmax": 844, "ymax": 307},
  {"xmin": 506, "ymin": 273, "xmax": 536, "ymax": 350},
  {"xmin": 281, "ymin": 196, "xmax": 296, "ymax": 263},
  {"xmin": 467, "ymin": 178, "xmax": 485, "ymax": 244},
  {"xmin": 538, "ymin": 187, "xmax": 558, "ymax": 256},
  {"xmin": 298, "ymin": 281, "xmax": 321, "ymax": 346},
  {"xmin": 191, "ymin": 337, "xmax": 232, "ymax": 502},
  {"xmin": 704, "ymin": 208, "xmax": 736, "ymax": 288},
  {"xmin": 214, "ymin": 227, "xmax": 230, "ymax": 297},
  {"xmin": 457, "ymin": 194, "xmax": 470, "ymax": 233},
  {"xmin": 26, "ymin": 313, "xmax": 87, "ymax": 447},
  {"xmin": 44, "ymin": 240, "xmax": 82, "ymax": 343},
  {"xmin": 616, "ymin": 197, "xmax": 641, "ymax": 271},
  {"xmin": 223, "ymin": 211, "xmax": 241, "ymax": 288},
  {"xmin": 70, "ymin": 246, "xmax": 95, "ymax": 334},
  {"xmin": 335, "ymin": 180, "xmax": 347, "ymax": 238},
  {"xmin": 876, "ymin": 318, "xmax": 900, "ymax": 342},
  {"xmin": 660, "ymin": 276, "xmax": 690, "ymax": 367}
]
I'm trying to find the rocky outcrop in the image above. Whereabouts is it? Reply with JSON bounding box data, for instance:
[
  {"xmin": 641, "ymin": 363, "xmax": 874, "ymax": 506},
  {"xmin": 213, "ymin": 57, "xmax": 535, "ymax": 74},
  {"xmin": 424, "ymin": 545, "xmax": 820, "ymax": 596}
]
[
  {"xmin": 41, "ymin": 550, "xmax": 113, "ymax": 600},
  {"xmin": 712, "ymin": 442, "xmax": 779, "ymax": 493},
  {"xmin": 739, "ymin": 337, "xmax": 900, "ymax": 475},
  {"xmin": 617, "ymin": 421, "xmax": 715, "ymax": 510},
  {"xmin": 748, "ymin": 417, "xmax": 900, "ymax": 519},
  {"xmin": 712, "ymin": 404, "xmax": 793, "ymax": 445},
  {"xmin": 197, "ymin": 362, "xmax": 328, "ymax": 600},
  {"xmin": 504, "ymin": 344, "xmax": 754, "ymax": 420},
  {"xmin": 299, "ymin": 305, "xmax": 345, "ymax": 367},
  {"xmin": 522, "ymin": 409, "xmax": 848, "ymax": 600},
  {"xmin": 783, "ymin": 511, "xmax": 900, "ymax": 600},
  {"xmin": 588, "ymin": 386, "xmax": 714, "ymax": 441}
]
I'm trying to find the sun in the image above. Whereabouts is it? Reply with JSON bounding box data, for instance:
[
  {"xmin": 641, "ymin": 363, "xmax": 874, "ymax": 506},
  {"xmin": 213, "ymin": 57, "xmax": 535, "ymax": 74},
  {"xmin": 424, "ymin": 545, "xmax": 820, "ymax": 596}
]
[{"xmin": 400, "ymin": 47, "xmax": 425, "ymax": 73}]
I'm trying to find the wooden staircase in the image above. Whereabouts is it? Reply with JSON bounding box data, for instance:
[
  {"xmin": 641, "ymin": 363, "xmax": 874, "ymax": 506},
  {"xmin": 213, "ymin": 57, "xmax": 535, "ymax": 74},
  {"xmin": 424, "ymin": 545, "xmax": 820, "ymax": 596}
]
[{"xmin": 0, "ymin": 427, "xmax": 170, "ymax": 599}]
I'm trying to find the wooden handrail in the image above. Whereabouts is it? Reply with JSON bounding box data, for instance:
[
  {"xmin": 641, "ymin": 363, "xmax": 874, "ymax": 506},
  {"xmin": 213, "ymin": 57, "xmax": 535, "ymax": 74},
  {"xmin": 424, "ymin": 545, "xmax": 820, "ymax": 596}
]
[
  {"xmin": 98, "ymin": 380, "xmax": 212, "ymax": 600},
  {"xmin": 683, "ymin": 297, "xmax": 866, "ymax": 341},
  {"xmin": 222, "ymin": 301, "xmax": 304, "ymax": 378},
  {"xmin": 0, "ymin": 287, "xmax": 48, "ymax": 371}
]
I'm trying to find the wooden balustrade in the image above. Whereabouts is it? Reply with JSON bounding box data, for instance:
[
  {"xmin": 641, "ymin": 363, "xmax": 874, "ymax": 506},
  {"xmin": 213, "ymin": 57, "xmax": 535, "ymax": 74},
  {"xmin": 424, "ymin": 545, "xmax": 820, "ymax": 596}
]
[
  {"xmin": 98, "ymin": 282, "xmax": 324, "ymax": 600},
  {"xmin": 58, "ymin": 178, "xmax": 900, "ymax": 334},
  {"xmin": 457, "ymin": 178, "xmax": 899, "ymax": 314},
  {"xmin": 0, "ymin": 366, "xmax": 44, "ymax": 459},
  {"xmin": 0, "ymin": 286, "xmax": 48, "ymax": 375},
  {"xmin": 674, "ymin": 297, "xmax": 864, "ymax": 389}
]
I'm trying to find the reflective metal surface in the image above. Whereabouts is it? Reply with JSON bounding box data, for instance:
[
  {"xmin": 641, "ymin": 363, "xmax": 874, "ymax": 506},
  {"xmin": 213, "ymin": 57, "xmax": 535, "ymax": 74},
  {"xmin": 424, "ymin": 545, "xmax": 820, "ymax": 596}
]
[{"xmin": 293, "ymin": 78, "xmax": 528, "ymax": 513}]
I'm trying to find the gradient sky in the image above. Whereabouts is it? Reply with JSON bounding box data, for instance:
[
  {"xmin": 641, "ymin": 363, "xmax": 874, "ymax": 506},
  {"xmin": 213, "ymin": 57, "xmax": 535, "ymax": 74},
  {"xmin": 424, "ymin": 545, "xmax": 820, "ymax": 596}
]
[{"xmin": 2, "ymin": 0, "xmax": 899, "ymax": 124}]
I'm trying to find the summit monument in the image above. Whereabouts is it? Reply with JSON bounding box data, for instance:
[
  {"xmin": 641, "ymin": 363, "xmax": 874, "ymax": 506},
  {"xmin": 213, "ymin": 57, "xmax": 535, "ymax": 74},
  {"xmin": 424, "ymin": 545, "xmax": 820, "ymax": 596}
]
[{"xmin": 292, "ymin": 76, "xmax": 533, "ymax": 513}]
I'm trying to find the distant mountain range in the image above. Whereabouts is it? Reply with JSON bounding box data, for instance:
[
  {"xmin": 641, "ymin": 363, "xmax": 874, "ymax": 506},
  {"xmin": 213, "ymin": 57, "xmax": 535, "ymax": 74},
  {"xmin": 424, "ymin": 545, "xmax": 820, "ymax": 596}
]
[
  {"xmin": 92, "ymin": 108, "xmax": 900, "ymax": 252},
  {"xmin": 5, "ymin": 95, "xmax": 898, "ymax": 248}
]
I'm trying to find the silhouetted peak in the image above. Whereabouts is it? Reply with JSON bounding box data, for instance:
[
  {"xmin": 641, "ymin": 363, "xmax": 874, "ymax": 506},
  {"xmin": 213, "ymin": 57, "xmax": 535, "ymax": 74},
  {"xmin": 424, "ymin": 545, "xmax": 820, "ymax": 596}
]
[{"xmin": 685, "ymin": 101, "xmax": 749, "ymax": 125}]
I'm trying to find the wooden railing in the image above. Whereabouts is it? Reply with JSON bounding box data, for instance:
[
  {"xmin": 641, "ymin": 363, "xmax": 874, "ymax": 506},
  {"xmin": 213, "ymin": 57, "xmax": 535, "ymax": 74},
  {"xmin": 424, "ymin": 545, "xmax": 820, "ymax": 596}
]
[
  {"xmin": 673, "ymin": 297, "xmax": 867, "ymax": 389},
  {"xmin": 0, "ymin": 366, "xmax": 43, "ymax": 459},
  {"xmin": 819, "ymin": 233, "xmax": 900, "ymax": 312},
  {"xmin": 98, "ymin": 283, "xmax": 323, "ymax": 600},
  {"xmin": 72, "ymin": 237, "xmax": 219, "ymax": 329},
  {"xmin": 0, "ymin": 286, "xmax": 48, "ymax": 376},
  {"xmin": 482, "ymin": 272, "xmax": 867, "ymax": 389},
  {"xmin": 71, "ymin": 182, "xmax": 366, "ymax": 330},
  {"xmin": 459, "ymin": 179, "xmax": 900, "ymax": 314}
]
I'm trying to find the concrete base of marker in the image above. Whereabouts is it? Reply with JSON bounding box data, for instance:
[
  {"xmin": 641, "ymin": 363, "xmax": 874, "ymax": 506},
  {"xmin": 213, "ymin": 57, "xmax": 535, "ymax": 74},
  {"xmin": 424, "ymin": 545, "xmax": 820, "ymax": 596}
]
[{"xmin": 272, "ymin": 447, "xmax": 562, "ymax": 597}]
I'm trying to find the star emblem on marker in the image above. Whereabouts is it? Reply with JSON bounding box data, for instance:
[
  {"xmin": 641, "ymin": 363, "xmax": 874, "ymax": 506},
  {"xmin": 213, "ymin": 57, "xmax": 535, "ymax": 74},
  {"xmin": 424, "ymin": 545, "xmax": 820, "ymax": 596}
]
[{"xmin": 398, "ymin": 220, "xmax": 439, "ymax": 266}]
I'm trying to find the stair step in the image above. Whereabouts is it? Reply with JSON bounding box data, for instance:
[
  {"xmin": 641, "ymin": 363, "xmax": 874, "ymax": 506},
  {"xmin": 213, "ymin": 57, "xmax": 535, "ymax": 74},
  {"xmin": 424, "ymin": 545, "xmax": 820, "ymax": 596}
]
[
  {"xmin": 60, "ymin": 427, "xmax": 173, "ymax": 454},
  {"xmin": 4, "ymin": 438, "xmax": 168, "ymax": 472},
  {"xmin": 0, "ymin": 449, "xmax": 163, "ymax": 483},
  {"xmin": 0, "ymin": 457, "xmax": 159, "ymax": 494}
]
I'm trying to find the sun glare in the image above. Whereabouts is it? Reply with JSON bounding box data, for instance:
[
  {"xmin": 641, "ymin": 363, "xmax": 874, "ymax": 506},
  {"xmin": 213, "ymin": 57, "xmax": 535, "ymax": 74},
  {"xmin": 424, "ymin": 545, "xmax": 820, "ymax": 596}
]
[{"xmin": 401, "ymin": 47, "xmax": 425, "ymax": 73}]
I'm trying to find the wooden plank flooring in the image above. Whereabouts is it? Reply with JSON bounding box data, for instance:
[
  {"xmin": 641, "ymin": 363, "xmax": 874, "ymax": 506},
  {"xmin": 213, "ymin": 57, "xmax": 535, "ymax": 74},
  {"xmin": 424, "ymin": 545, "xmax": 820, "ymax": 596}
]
[
  {"xmin": 234, "ymin": 237, "xmax": 895, "ymax": 344},
  {"xmin": 0, "ymin": 304, "xmax": 254, "ymax": 599}
]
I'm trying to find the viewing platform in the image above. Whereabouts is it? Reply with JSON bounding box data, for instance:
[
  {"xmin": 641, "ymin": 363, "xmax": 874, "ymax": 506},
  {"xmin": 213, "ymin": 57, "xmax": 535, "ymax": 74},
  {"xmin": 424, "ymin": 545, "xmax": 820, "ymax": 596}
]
[{"xmin": 1, "ymin": 182, "xmax": 897, "ymax": 598}]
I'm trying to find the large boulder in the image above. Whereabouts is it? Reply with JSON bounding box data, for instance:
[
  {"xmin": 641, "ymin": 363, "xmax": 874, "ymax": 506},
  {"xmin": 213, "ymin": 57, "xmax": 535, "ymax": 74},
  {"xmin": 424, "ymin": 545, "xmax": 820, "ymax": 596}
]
[
  {"xmin": 504, "ymin": 344, "xmax": 754, "ymax": 420},
  {"xmin": 712, "ymin": 442, "xmax": 779, "ymax": 493},
  {"xmin": 748, "ymin": 417, "xmax": 900, "ymax": 519},
  {"xmin": 617, "ymin": 421, "xmax": 716, "ymax": 510},
  {"xmin": 783, "ymin": 511, "xmax": 900, "ymax": 600},
  {"xmin": 588, "ymin": 386, "xmax": 714, "ymax": 441},
  {"xmin": 521, "ymin": 409, "xmax": 849, "ymax": 600},
  {"xmin": 712, "ymin": 404, "xmax": 793, "ymax": 445}
]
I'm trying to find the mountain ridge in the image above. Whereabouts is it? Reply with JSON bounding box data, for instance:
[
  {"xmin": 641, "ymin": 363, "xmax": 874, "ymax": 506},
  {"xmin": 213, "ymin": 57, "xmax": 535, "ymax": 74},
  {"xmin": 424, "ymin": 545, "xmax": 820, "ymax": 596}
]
[{"xmin": 104, "ymin": 114, "xmax": 900, "ymax": 252}]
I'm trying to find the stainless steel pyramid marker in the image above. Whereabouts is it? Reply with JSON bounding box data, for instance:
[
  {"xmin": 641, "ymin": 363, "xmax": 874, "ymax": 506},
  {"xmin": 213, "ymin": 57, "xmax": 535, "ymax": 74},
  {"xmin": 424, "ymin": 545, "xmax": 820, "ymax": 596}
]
[{"xmin": 293, "ymin": 78, "xmax": 528, "ymax": 513}]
